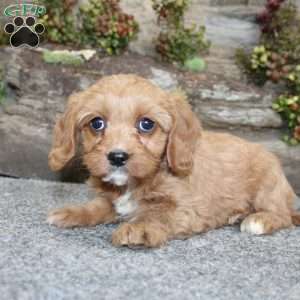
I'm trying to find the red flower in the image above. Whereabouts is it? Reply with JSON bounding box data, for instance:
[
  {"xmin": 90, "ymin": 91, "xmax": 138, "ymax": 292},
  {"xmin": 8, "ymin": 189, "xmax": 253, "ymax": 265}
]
[
  {"xmin": 267, "ymin": 0, "xmax": 280, "ymax": 11},
  {"xmin": 257, "ymin": 9, "xmax": 271, "ymax": 23}
]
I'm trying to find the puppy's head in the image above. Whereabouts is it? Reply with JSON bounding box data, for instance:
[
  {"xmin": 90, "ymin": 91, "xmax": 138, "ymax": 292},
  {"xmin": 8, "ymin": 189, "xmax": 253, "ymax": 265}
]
[{"xmin": 49, "ymin": 74, "xmax": 201, "ymax": 186}]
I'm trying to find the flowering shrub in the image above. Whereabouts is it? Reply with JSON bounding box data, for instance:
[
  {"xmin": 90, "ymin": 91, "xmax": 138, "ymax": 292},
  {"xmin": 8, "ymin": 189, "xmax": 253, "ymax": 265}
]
[
  {"xmin": 273, "ymin": 94, "xmax": 300, "ymax": 145},
  {"xmin": 80, "ymin": 0, "xmax": 138, "ymax": 55},
  {"xmin": 156, "ymin": 25, "xmax": 209, "ymax": 64},
  {"xmin": 257, "ymin": 1, "xmax": 300, "ymax": 61},
  {"xmin": 42, "ymin": 0, "xmax": 138, "ymax": 55},
  {"xmin": 287, "ymin": 65, "xmax": 300, "ymax": 93},
  {"xmin": 152, "ymin": 0, "xmax": 210, "ymax": 65},
  {"xmin": 41, "ymin": 0, "xmax": 78, "ymax": 44},
  {"xmin": 275, "ymin": 65, "xmax": 300, "ymax": 144},
  {"xmin": 152, "ymin": 0, "xmax": 189, "ymax": 27}
]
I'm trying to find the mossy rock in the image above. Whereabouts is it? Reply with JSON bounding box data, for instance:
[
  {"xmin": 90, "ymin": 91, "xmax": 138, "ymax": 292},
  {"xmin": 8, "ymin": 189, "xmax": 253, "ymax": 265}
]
[{"xmin": 42, "ymin": 50, "xmax": 84, "ymax": 66}]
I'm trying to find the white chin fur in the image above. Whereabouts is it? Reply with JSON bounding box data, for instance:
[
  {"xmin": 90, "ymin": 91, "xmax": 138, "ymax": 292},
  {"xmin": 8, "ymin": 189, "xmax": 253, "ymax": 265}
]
[{"xmin": 102, "ymin": 167, "xmax": 129, "ymax": 186}]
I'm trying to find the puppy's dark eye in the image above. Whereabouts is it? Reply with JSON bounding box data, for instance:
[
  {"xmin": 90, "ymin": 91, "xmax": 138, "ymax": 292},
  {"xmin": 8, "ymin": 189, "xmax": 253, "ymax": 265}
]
[
  {"xmin": 90, "ymin": 117, "xmax": 106, "ymax": 132},
  {"xmin": 138, "ymin": 118, "xmax": 155, "ymax": 133}
]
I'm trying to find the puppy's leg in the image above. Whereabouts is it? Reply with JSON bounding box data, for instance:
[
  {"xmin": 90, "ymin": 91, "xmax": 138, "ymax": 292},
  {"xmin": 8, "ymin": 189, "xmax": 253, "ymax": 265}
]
[
  {"xmin": 241, "ymin": 164, "xmax": 295, "ymax": 235},
  {"xmin": 112, "ymin": 202, "xmax": 173, "ymax": 248},
  {"xmin": 47, "ymin": 198, "xmax": 116, "ymax": 228}
]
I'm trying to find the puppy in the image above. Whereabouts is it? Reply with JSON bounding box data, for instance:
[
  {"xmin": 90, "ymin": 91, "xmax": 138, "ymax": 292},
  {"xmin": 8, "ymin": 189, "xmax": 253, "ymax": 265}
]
[{"xmin": 47, "ymin": 74, "xmax": 300, "ymax": 247}]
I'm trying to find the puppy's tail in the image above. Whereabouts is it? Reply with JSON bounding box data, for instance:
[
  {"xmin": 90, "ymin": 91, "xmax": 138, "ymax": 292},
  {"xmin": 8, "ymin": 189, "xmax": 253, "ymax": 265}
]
[{"xmin": 291, "ymin": 210, "xmax": 300, "ymax": 226}]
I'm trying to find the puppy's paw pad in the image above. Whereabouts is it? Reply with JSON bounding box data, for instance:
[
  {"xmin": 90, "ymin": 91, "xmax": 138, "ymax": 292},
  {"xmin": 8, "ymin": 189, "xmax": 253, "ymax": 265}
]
[
  {"xmin": 47, "ymin": 207, "xmax": 84, "ymax": 228},
  {"xmin": 240, "ymin": 218, "xmax": 266, "ymax": 235}
]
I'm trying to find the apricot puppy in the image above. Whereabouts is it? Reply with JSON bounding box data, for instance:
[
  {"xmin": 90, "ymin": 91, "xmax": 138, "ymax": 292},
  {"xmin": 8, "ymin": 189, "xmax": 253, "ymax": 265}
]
[{"xmin": 47, "ymin": 74, "xmax": 300, "ymax": 247}]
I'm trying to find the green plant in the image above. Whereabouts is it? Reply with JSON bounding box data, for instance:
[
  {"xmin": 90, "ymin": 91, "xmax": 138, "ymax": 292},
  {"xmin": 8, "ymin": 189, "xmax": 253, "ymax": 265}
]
[
  {"xmin": 271, "ymin": 65, "xmax": 300, "ymax": 144},
  {"xmin": 152, "ymin": 0, "xmax": 210, "ymax": 64},
  {"xmin": 273, "ymin": 94, "xmax": 300, "ymax": 145},
  {"xmin": 79, "ymin": 0, "xmax": 138, "ymax": 55},
  {"xmin": 41, "ymin": 0, "xmax": 79, "ymax": 45},
  {"xmin": 250, "ymin": 46, "xmax": 270, "ymax": 70},
  {"xmin": 42, "ymin": 0, "xmax": 139, "ymax": 55},
  {"xmin": 236, "ymin": 47, "xmax": 269, "ymax": 85},
  {"xmin": 152, "ymin": 0, "xmax": 189, "ymax": 27},
  {"xmin": 157, "ymin": 25, "xmax": 209, "ymax": 64},
  {"xmin": 259, "ymin": 1, "xmax": 300, "ymax": 61},
  {"xmin": 286, "ymin": 65, "xmax": 300, "ymax": 93},
  {"xmin": 236, "ymin": 45, "xmax": 293, "ymax": 86}
]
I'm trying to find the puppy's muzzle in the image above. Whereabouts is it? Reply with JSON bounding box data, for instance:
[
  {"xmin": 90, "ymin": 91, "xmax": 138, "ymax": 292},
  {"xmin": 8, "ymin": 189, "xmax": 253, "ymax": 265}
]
[{"xmin": 107, "ymin": 150, "xmax": 129, "ymax": 167}]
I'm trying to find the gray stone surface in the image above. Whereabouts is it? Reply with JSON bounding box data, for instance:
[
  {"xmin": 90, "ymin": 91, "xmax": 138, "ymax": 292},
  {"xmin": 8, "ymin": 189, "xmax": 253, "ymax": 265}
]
[
  {"xmin": 189, "ymin": 82, "xmax": 283, "ymax": 128},
  {"xmin": 149, "ymin": 67, "xmax": 178, "ymax": 90},
  {"xmin": 1, "ymin": 177, "xmax": 300, "ymax": 300},
  {"xmin": 198, "ymin": 105, "xmax": 282, "ymax": 128}
]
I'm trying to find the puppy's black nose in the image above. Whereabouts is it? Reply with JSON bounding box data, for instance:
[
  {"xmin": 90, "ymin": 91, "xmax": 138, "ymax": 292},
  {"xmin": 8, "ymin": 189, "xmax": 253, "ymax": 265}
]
[{"xmin": 107, "ymin": 151, "xmax": 129, "ymax": 167}]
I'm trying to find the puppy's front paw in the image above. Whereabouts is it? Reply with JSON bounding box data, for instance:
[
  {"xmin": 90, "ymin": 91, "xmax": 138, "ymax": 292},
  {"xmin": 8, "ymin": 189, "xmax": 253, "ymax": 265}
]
[
  {"xmin": 112, "ymin": 222, "xmax": 168, "ymax": 248},
  {"xmin": 47, "ymin": 206, "xmax": 88, "ymax": 228}
]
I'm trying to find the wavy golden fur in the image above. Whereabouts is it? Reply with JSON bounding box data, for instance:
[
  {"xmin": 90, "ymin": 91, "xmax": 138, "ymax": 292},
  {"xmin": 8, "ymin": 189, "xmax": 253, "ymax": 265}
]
[{"xmin": 47, "ymin": 74, "xmax": 300, "ymax": 248}]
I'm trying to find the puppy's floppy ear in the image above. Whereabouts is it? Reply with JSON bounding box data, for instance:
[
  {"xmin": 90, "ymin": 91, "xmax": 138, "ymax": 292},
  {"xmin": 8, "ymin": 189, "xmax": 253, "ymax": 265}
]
[
  {"xmin": 48, "ymin": 95, "xmax": 81, "ymax": 172},
  {"xmin": 166, "ymin": 91, "xmax": 201, "ymax": 176}
]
